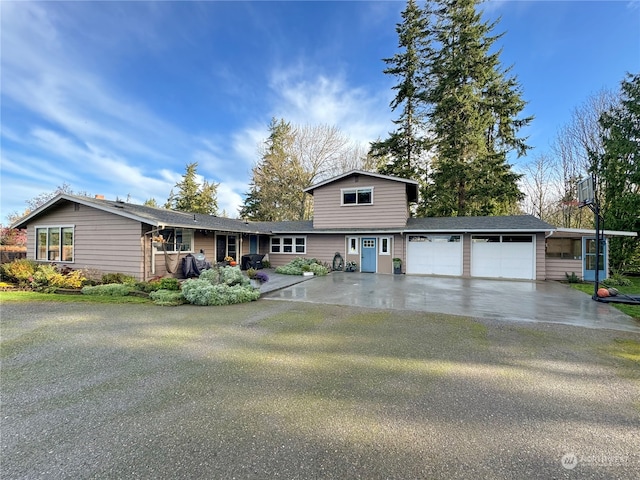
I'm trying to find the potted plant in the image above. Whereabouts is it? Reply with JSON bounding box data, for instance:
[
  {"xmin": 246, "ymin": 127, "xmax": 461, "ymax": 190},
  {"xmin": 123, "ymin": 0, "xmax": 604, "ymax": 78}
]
[
  {"xmin": 248, "ymin": 269, "xmax": 269, "ymax": 288},
  {"xmin": 345, "ymin": 261, "xmax": 357, "ymax": 272},
  {"xmin": 393, "ymin": 258, "xmax": 402, "ymax": 274}
]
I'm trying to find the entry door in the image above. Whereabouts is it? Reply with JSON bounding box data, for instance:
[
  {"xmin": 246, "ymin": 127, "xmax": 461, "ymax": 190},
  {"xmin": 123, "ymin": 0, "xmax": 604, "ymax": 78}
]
[
  {"xmin": 583, "ymin": 238, "xmax": 606, "ymax": 281},
  {"xmin": 249, "ymin": 235, "xmax": 258, "ymax": 254},
  {"xmin": 361, "ymin": 238, "xmax": 376, "ymax": 273}
]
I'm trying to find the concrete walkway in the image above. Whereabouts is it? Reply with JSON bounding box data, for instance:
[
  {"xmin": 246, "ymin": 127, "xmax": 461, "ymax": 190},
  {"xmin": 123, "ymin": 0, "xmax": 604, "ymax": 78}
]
[{"xmin": 264, "ymin": 272, "xmax": 640, "ymax": 333}]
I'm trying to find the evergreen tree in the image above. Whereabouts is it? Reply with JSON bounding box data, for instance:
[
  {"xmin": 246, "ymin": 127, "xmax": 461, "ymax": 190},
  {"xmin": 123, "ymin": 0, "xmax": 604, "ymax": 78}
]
[
  {"xmin": 165, "ymin": 162, "xmax": 219, "ymax": 215},
  {"xmin": 421, "ymin": 0, "xmax": 531, "ymax": 216},
  {"xmin": 590, "ymin": 73, "xmax": 640, "ymax": 272},
  {"xmin": 240, "ymin": 119, "xmax": 310, "ymax": 221},
  {"xmin": 369, "ymin": 0, "xmax": 431, "ymax": 182}
]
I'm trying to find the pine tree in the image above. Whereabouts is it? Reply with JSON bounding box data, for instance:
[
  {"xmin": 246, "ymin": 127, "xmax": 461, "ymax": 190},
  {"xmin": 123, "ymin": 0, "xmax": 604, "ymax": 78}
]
[
  {"xmin": 369, "ymin": 0, "xmax": 431, "ymax": 181},
  {"xmin": 165, "ymin": 163, "xmax": 219, "ymax": 215},
  {"xmin": 591, "ymin": 73, "xmax": 640, "ymax": 272},
  {"xmin": 420, "ymin": 0, "xmax": 531, "ymax": 216}
]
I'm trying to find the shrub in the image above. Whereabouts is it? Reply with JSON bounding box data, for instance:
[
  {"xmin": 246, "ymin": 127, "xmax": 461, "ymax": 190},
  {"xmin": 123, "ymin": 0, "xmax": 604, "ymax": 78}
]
[
  {"xmin": 219, "ymin": 266, "xmax": 249, "ymax": 286},
  {"xmin": 565, "ymin": 272, "xmax": 580, "ymax": 283},
  {"xmin": 149, "ymin": 289, "xmax": 185, "ymax": 306},
  {"xmin": 246, "ymin": 268, "xmax": 257, "ymax": 279},
  {"xmin": 199, "ymin": 267, "xmax": 221, "ymax": 285},
  {"xmin": 602, "ymin": 272, "xmax": 632, "ymax": 287},
  {"xmin": 29, "ymin": 265, "xmax": 87, "ymax": 291},
  {"xmin": 181, "ymin": 278, "xmax": 259, "ymax": 306},
  {"xmin": 275, "ymin": 257, "xmax": 329, "ymax": 276},
  {"xmin": 101, "ymin": 273, "xmax": 138, "ymax": 285},
  {"xmin": 1, "ymin": 258, "xmax": 37, "ymax": 284},
  {"xmin": 82, "ymin": 284, "xmax": 133, "ymax": 296},
  {"xmin": 181, "ymin": 278, "xmax": 215, "ymax": 305}
]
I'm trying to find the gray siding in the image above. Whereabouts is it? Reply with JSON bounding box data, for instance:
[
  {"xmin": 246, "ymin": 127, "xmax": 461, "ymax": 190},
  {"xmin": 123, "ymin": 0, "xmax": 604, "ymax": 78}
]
[
  {"xmin": 312, "ymin": 176, "xmax": 409, "ymax": 229},
  {"xmin": 27, "ymin": 201, "xmax": 145, "ymax": 279}
]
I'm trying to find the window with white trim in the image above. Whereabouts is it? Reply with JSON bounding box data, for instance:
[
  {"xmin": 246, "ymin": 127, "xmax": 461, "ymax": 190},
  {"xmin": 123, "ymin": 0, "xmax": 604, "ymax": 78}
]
[
  {"xmin": 341, "ymin": 187, "xmax": 373, "ymax": 205},
  {"xmin": 156, "ymin": 228, "xmax": 194, "ymax": 252},
  {"xmin": 379, "ymin": 237, "xmax": 391, "ymax": 255},
  {"xmin": 36, "ymin": 226, "xmax": 74, "ymax": 262},
  {"xmin": 271, "ymin": 236, "xmax": 306, "ymax": 254},
  {"xmin": 347, "ymin": 237, "xmax": 359, "ymax": 255}
]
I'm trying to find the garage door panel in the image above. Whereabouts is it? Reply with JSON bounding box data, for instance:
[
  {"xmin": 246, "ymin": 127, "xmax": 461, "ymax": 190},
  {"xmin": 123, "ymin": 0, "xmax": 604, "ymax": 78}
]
[
  {"xmin": 471, "ymin": 236, "xmax": 534, "ymax": 280},
  {"xmin": 407, "ymin": 236, "xmax": 463, "ymax": 276}
]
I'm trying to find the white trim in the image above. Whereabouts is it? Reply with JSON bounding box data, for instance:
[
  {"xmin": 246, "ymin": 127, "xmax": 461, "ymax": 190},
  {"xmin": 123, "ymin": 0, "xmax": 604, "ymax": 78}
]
[
  {"xmin": 304, "ymin": 169, "xmax": 418, "ymax": 193},
  {"xmin": 340, "ymin": 186, "xmax": 374, "ymax": 206},
  {"xmin": 379, "ymin": 237, "xmax": 391, "ymax": 255},
  {"xmin": 347, "ymin": 236, "xmax": 359, "ymax": 255},
  {"xmin": 270, "ymin": 235, "xmax": 307, "ymax": 254},
  {"xmin": 34, "ymin": 224, "xmax": 76, "ymax": 263},
  {"xmin": 554, "ymin": 228, "xmax": 637, "ymax": 237}
]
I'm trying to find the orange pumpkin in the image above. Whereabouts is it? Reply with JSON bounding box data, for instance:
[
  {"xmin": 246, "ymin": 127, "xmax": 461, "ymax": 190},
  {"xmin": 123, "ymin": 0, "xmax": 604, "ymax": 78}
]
[
  {"xmin": 230, "ymin": 261, "xmax": 237, "ymax": 266},
  {"xmin": 597, "ymin": 288, "xmax": 610, "ymax": 298}
]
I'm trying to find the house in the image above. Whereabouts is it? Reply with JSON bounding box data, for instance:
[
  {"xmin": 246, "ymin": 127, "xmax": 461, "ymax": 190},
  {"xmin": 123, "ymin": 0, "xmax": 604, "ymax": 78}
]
[{"xmin": 11, "ymin": 170, "xmax": 636, "ymax": 282}]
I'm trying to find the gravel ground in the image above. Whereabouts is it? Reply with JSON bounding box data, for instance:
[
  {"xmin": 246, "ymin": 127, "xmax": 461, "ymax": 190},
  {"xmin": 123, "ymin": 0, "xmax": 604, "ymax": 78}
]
[{"xmin": 1, "ymin": 300, "xmax": 639, "ymax": 479}]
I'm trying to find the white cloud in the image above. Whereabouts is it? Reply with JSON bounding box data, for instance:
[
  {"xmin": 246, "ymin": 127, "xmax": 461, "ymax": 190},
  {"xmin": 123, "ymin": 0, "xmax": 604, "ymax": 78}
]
[{"xmin": 268, "ymin": 65, "xmax": 391, "ymax": 145}]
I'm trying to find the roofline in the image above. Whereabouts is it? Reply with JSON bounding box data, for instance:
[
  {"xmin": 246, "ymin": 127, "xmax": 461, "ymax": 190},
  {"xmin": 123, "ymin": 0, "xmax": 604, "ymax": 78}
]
[
  {"xmin": 553, "ymin": 228, "xmax": 638, "ymax": 237},
  {"xmin": 11, "ymin": 194, "xmax": 163, "ymax": 229},
  {"xmin": 403, "ymin": 228, "xmax": 554, "ymax": 234},
  {"xmin": 304, "ymin": 169, "xmax": 419, "ymax": 193}
]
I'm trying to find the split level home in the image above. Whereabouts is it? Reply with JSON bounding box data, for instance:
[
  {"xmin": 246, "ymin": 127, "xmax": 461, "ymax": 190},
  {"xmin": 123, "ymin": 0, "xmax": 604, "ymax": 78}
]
[{"xmin": 11, "ymin": 170, "xmax": 636, "ymax": 282}]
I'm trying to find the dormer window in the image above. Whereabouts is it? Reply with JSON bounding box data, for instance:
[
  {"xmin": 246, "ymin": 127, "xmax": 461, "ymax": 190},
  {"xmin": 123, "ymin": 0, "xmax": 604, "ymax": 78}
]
[{"xmin": 341, "ymin": 187, "xmax": 373, "ymax": 205}]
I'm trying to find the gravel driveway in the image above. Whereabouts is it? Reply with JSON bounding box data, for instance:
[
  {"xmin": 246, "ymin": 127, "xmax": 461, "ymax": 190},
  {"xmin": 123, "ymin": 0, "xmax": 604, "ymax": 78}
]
[{"xmin": 1, "ymin": 300, "xmax": 639, "ymax": 479}]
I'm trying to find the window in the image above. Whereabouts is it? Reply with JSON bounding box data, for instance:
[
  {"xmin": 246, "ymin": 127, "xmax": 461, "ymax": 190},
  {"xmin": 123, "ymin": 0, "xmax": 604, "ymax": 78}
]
[
  {"xmin": 347, "ymin": 237, "xmax": 359, "ymax": 255},
  {"xmin": 271, "ymin": 236, "xmax": 306, "ymax": 254},
  {"xmin": 36, "ymin": 226, "xmax": 74, "ymax": 262},
  {"xmin": 341, "ymin": 187, "xmax": 373, "ymax": 205},
  {"xmin": 156, "ymin": 228, "xmax": 193, "ymax": 252},
  {"xmin": 379, "ymin": 237, "xmax": 391, "ymax": 255},
  {"xmin": 546, "ymin": 238, "xmax": 582, "ymax": 259}
]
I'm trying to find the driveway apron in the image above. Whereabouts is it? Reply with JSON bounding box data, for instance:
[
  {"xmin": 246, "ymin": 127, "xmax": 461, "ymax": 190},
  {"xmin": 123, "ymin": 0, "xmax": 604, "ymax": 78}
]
[{"xmin": 264, "ymin": 272, "xmax": 640, "ymax": 333}]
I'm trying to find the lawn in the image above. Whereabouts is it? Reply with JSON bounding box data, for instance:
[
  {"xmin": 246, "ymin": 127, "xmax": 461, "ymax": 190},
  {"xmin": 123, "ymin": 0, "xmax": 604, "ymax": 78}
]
[
  {"xmin": 0, "ymin": 290, "xmax": 151, "ymax": 304},
  {"xmin": 570, "ymin": 276, "xmax": 640, "ymax": 320},
  {"xmin": 1, "ymin": 300, "xmax": 638, "ymax": 479}
]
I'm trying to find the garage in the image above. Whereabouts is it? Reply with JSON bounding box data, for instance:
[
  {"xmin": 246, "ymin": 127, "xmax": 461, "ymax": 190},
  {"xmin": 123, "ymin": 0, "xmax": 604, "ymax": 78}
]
[
  {"xmin": 471, "ymin": 235, "xmax": 535, "ymax": 279},
  {"xmin": 406, "ymin": 235, "xmax": 463, "ymax": 276}
]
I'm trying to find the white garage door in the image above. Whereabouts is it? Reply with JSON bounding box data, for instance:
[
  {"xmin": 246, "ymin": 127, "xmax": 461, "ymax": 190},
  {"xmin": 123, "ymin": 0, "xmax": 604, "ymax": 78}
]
[
  {"xmin": 407, "ymin": 235, "xmax": 463, "ymax": 276},
  {"xmin": 471, "ymin": 235, "xmax": 535, "ymax": 280}
]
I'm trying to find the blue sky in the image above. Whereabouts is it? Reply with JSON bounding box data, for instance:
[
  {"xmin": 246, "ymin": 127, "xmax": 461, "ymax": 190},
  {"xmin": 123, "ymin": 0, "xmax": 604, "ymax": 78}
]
[{"xmin": 1, "ymin": 1, "xmax": 638, "ymax": 222}]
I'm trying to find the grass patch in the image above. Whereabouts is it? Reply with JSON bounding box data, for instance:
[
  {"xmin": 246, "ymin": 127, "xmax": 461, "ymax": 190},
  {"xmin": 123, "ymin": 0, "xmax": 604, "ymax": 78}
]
[
  {"xmin": 600, "ymin": 338, "xmax": 640, "ymax": 383},
  {"xmin": 0, "ymin": 291, "xmax": 151, "ymax": 304},
  {"xmin": 569, "ymin": 277, "xmax": 640, "ymax": 320}
]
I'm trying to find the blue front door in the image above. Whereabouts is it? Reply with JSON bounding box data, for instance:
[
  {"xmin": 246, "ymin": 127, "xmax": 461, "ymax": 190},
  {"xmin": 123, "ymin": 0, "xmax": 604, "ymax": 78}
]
[
  {"xmin": 583, "ymin": 237, "xmax": 606, "ymax": 281},
  {"xmin": 249, "ymin": 235, "xmax": 258, "ymax": 254},
  {"xmin": 361, "ymin": 238, "xmax": 376, "ymax": 273}
]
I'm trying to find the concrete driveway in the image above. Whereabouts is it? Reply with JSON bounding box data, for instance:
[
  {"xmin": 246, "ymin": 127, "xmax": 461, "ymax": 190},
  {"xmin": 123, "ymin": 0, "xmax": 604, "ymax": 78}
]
[{"xmin": 265, "ymin": 272, "xmax": 640, "ymax": 333}]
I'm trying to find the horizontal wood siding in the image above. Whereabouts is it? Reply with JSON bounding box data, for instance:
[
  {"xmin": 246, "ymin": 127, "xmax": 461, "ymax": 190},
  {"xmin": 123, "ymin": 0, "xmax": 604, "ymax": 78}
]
[
  {"xmin": 546, "ymin": 258, "xmax": 582, "ymax": 280},
  {"xmin": 27, "ymin": 201, "xmax": 145, "ymax": 279},
  {"xmin": 312, "ymin": 177, "xmax": 409, "ymax": 229},
  {"xmin": 535, "ymin": 232, "xmax": 546, "ymax": 280}
]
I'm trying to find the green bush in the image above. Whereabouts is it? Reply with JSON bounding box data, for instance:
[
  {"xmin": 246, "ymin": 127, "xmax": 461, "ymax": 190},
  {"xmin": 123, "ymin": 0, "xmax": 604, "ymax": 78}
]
[
  {"xmin": 149, "ymin": 289, "xmax": 185, "ymax": 306},
  {"xmin": 199, "ymin": 267, "xmax": 221, "ymax": 285},
  {"xmin": 101, "ymin": 273, "xmax": 138, "ymax": 285},
  {"xmin": 603, "ymin": 272, "xmax": 632, "ymax": 287},
  {"xmin": 220, "ymin": 266, "xmax": 249, "ymax": 286},
  {"xmin": 1, "ymin": 259, "xmax": 38, "ymax": 284},
  {"xmin": 275, "ymin": 257, "xmax": 329, "ymax": 276},
  {"xmin": 82, "ymin": 284, "xmax": 133, "ymax": 296},
  {"xmin": 181, "ymin": 278, "xmax": 259, "ymax": 306},
  {"xmin": 565, "ymin": 272, "xmax": 580, "ymax": 283}
]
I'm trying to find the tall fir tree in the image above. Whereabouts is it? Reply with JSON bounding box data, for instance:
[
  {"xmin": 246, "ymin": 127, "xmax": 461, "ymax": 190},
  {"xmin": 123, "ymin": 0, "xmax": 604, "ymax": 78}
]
[
  {"xmin": 369, "ymin": 0, "xmax": 431, "ymax": 182},
  {"xmin": 165, "ymin": 162, "xmax": 219, "ymax": 215},
  {"xmin": 240, "ymin": 119, "xmax": 311, "ymax": 221},
  {"xmin": 420, "ymin": 0, "xmax": 531, "ymax": 216},
  {"xmin": 590, "ymin": 73, "xmax": 640, "ymax": 272}
]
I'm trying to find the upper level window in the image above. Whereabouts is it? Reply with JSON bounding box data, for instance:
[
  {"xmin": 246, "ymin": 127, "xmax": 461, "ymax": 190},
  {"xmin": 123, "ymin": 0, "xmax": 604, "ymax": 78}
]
[
  {"xmin": 36, "ymin": 226, "xmax": 74, "ymax": 262},
  {"xmin": 341, "ymin": 187, "xmax": 373, "ymax": 205},
  {"xmin": 156, "ymin": 228, "xmax": 193, "ymax": 252}
]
